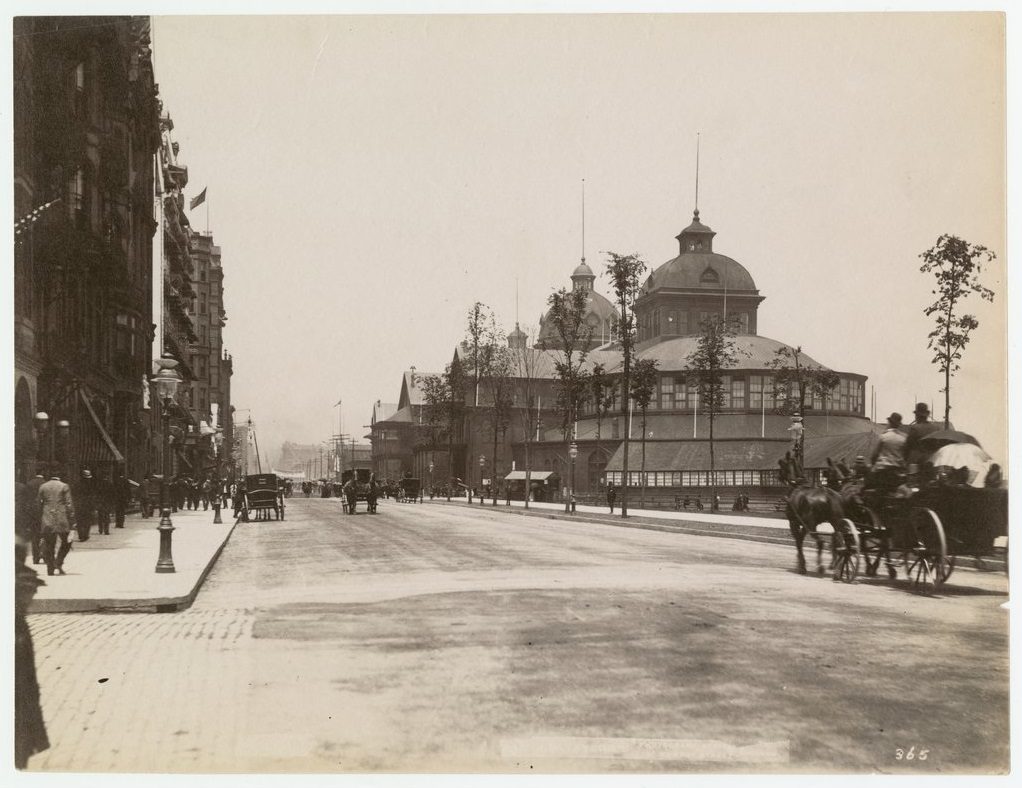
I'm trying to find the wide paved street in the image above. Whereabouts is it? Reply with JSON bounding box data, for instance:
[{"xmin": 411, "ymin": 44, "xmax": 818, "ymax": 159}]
[{"xmin": 28, "ymin": 498, "xmax": 1009, "ymax": 774}]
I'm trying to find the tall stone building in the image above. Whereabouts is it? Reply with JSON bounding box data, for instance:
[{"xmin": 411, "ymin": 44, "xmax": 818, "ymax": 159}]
[
  {"xmin": 185, "ymin": 231, "xmax": 233, "ymax": 477},
  {"xmin": 13, "ymin": 16, "xmax": 161, "ymax": 482}
]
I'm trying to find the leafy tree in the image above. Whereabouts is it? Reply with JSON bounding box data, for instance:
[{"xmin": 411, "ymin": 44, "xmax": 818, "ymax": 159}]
[
  {"xmin": 462, "ymin": 302, "xmax": 498, "ymax": 407},
  {"xmin": 768, "ymin": 345, "xmax": 840, "ymax": 471},
  {"xmin": 545, "ymin": 287, "xmax": 593, "ymax": 510},
  {"xmin": 483, "ymin": 343, "xmax": 515, "ymax": 506},
  {"xmin": 604, "ymin": 251, "xmax": 647, "ymax": 517},
  {"xmin": 685, "ymin": 316, "xmax": 741, "ymax": 513},
  {"xmin": 630, "ymin": 357, "xmax": 659, "ymax": 509},
  {"xmin": 510, "ymin": 327, "xmax": 543, "ymax": 509},
  {"xmin": 919, "ymin": 234, "xmax": 996, "ymax": 428},
  {"xmin": 420, "ymin": 361, "xmax": 466, "ymax": 501},
  {"xmin": 588, "ymin": 362, "xmax": 616, "ymax": 483}
]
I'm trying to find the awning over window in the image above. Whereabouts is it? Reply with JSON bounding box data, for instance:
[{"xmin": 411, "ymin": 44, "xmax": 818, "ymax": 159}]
[
  {"xmin": 79, "ymin": 389, "xmax": 125, "ymax": 464},
  {"xmin": 504, "ymin": 470, "xmax": 554, "ymax": 481}
]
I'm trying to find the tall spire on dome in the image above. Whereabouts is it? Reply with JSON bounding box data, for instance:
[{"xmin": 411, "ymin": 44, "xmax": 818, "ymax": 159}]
[
  {"xmin": 581, "ymin": 178, "xmax": 586, "ymax": 264},
  {"xmin": 694, "ymin": 132, "xmax": 700, "ymax": 220},
  {"xmin": 676, "ymin": 133, "xmax": 715, "ymax": 254}
]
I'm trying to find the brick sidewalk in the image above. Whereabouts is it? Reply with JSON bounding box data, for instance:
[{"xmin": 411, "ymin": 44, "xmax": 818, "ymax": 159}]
[{"xmin": 28, "ymin": 506, "xmax": 237, "ymax": 613}]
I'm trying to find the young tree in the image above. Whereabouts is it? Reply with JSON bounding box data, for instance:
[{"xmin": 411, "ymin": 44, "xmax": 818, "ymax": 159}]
[
  {"xmin": 630, "ymin": 357, "xmax": 659, "ymax": 510},
  {"xmin": 463, "ymin": 302, "xmax": 497, "ymax": 407},
  {"xmin": 511, "ymin": 328, "xmax": 543, "ymax": 509},
  {"xmin": 545, "ymin": 287, "xmax": 593, "ymax": 511},
  {"xmin": 768, "ymin": 345, "xmax": 840, "ymax": 471},
  {"xmin": 420, "ymin": 361, "xmax": 466, "ymax": 501},
  {"xmin": 685, "ymin": 316, "xmax": 740, "ymax": 513},
  {"xmin": 589, "ymin": 362, "xmax": 616, "ymax": 483},
  {"xmin": 484, "ymin": 343, "xmax": 515, "ymax": 506},
  {"xmin": 919, "ymin": 235, "xmax": 996, "ymax": 428},
  {"xmin": 604, "ymin": 252, "xmax": 647, "ymax": 517}
]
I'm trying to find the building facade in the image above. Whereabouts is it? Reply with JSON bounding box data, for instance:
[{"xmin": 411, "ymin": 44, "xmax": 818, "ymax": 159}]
[
  {"xmin": 14, "ymin": 16, "xmax": 161, "ymax": 483},
  {"xmin": 377, "ymin": 205, "xmax": 876, "ymax": 502}
]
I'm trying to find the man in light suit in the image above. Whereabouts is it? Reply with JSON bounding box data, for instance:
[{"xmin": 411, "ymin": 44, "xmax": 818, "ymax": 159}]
[{"xmin": 39, "ymin": 473, "xmax": 75, "ymax": 576}]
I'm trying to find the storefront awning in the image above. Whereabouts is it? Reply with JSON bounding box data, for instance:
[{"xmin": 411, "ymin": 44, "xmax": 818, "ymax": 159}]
[
  {"xmin": 79, "ymin": 389, "xmax": 125, "ymax": 464},
  {"xmin": 504, "ymin": 470, "xmax": 554, "ymax": 481}
]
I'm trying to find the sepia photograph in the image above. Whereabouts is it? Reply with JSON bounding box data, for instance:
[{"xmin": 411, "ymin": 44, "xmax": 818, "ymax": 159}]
[{"xmin": 8, "ymin": 1, "xmax": 1015, "ymax": 781}]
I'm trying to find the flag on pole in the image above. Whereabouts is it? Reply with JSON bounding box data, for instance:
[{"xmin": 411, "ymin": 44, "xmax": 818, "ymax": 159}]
[
  {"xmin": 334, "ymin": 398, "xmax": 343, "ymax": 407},
  {"xmin": 189, "ymin": 187, "xmax": 207, "ymax": 210}
]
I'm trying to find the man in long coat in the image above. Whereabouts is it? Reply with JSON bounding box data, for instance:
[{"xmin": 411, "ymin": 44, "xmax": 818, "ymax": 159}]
[
  {"xmin": 73, "ymin": 469, "xmax": 95, "ymax": 542},
  {"xmin": 25, "ymin": 467, "xmax": 46, "ymax": 563},
  {"xmin": 39, "ymin": 473, "xmax": 75, "ymax": 575}
]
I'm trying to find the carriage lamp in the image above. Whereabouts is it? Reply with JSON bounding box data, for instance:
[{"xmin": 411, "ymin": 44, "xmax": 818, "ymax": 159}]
[{"xmin": 153, "ymin": 360, "xmax": 182, "ymax": 574}]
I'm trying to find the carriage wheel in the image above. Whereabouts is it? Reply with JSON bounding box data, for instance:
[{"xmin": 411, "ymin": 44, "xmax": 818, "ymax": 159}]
[
  {"xmin": 908, "ymin": 553, "xmax": 936, "ymax": 595},
  {"xmin": 858, "ymin": 508, "xmax": 885, "ymax": 577},
  {"xmin": 831, "ymin": 519, "xmax": 861, "ymax": 583},
  {"xmin": 910, "ymin": 507, "xmax": 948, "ymax": 591}
]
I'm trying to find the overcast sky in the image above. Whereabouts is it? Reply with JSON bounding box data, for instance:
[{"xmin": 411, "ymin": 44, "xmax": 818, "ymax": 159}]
[{"xmin": 148, "ymin": 10, "xmax": 1007, "ymax": 467}]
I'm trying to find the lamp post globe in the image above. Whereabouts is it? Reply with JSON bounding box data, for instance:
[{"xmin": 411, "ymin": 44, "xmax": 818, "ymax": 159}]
[
  {"xmin": 33, "ymin": 411, "xmax": 50, "ymax": 470},
  {"xmin": 153, "ymin": 362, "xmax": 182, "ymax": 574}
]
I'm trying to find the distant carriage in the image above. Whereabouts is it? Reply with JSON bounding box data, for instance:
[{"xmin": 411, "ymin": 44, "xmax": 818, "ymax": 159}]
[
  {"xmin": 341, "ymin": 469, "xmax": 376, "ymax": 514},
  {"xmin": 399, "ymin": 477, "xmax": 421, "ymax": 502},
  {"xmin": 240, "ymin": 473, "xmax": 285, "ymax": 521}
]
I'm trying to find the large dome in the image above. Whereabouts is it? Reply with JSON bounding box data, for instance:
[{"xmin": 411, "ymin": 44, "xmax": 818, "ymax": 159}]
[
  {"xmin": 641, "ymin": 209, "xmax": 758, "ymax": 296},
  {"xmin": 642, "ymin": 251, "xmax": 757, "ymax": 295}
]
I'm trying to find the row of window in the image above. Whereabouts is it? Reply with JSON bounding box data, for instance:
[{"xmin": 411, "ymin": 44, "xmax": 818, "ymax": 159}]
[
  {"xmin": 605, "ymin": 469, "xmax": 786, "ymax": 487},
  {"xmin": 637, "ymin": 309, "xmax": 750, "ymax": 341}
]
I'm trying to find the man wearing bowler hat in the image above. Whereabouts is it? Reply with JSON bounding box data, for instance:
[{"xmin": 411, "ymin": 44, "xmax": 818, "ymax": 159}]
[{"xmin": 904, "ymin": 402, "xmax": 944, "ymax": 466}]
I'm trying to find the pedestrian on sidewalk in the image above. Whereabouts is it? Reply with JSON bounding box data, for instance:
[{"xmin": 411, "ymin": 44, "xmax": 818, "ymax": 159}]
[
  {"xmin": 139, "ymin": 474, "xmax": 152, "ymax": 518},
  {"xmin": 15, "ymin": 533, "xmax": 49, "ymax": 769},
  {"xmin": 39, "ymin": 472, "xmax": 75, "ymax": 576},
  {"xmin": 113, "ymin": 471, "xmax": 131, "ymax": 528},
  {"xmin": 25, "ymin": 466, "xmax": 46, "ymax": 564},
  {"xmin": 607, "ymin": 484, "xmax": 617, "ymax": 513},
  {"xmin": 95, "ymin": 470, "xmax": 112, "ymax": 535},
  {"xmin": 201, "ymin": 478, "xmax": 212, "ymax": 510},
  {"xmin": 73, "ymin": 469, "xmax": 95, "ymax": 542}
]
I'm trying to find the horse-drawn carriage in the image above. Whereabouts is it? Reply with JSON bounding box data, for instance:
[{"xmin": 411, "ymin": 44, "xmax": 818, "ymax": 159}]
[
  {"xmin": 340, "ymin": 469, "xmax": 378, "ymax": 514},
  {"xmin": 787, "ymin": 431, "xmax": 1007, "ymax": 593},
  {"xmin": 240, "ymin": 473, "xmax": 285, "ymax": 522},
  {"xmin": 829, "ymin": 483, "xmax": 1008, "ymax": 592},
  {"xmin": 398, "ymin": 477, "xmax": 421, "ymax": 502}
]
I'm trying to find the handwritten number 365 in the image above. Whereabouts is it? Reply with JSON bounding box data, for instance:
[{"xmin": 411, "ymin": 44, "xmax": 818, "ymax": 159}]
[{"xmin": 895, "ymin": 747, "xmax": 929, "ymax": 761}]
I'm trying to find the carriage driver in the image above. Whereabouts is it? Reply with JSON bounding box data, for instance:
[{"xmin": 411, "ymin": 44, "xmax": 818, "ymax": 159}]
[{"xmin": 868, "ymin": 412, "xmax": 907, "ymax": 493}]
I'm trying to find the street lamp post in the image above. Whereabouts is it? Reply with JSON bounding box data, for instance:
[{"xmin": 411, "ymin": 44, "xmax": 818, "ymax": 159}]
[
  {"xmin": 34, "ymin": 412, "xmax": 70, "ymax": 477},
  {"xmin": 568, "ymin": 440, "xmax": 578, "ymax": 513},
  {"xmin": 479, "ymin": 455, "xmax": 486, "ymax": 505},
  {"xmin": 428, "ymin": 461, "xmax": 434, "ymax": 499},
  {"xmin": 153, "ymin": 360, "xmax": 182, "ymax": 574}
]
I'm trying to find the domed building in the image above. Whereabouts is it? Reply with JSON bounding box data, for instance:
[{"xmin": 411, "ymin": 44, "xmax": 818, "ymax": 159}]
[
  {"xmin": 536, "ymin": 260, "xmax": 618, "ymax": 350},
  {"xmin": 386, "ymin": 203, "xmax": 878, "ymax": 506},
  {"xmin": 523, "ymin": 207, "xmax": 877, "ymax": 500}
]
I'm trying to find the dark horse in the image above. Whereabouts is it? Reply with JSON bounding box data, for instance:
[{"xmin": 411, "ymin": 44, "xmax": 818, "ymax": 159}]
[{"xmin": 786, "ymin": 481, "xmax": 850, "ymax": 575}]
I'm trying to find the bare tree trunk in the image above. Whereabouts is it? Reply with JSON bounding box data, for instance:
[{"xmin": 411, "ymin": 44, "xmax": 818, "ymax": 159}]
[
  {"xmin": 492, "ymin": 416, "xmax": 499, "ymax": 506},
  {"xmin": 640, "ymin": 409, "xmax": 647, "ymax": 509},
  {"xmin": 709, "ymin": 412, "xmax": 716, "ymax": 514}
]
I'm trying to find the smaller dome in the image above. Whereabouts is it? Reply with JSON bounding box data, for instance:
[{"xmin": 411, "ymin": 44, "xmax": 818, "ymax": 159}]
[{"xmin": 571, "ymin": 261, "xmax": 595, "ymax": 279}]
